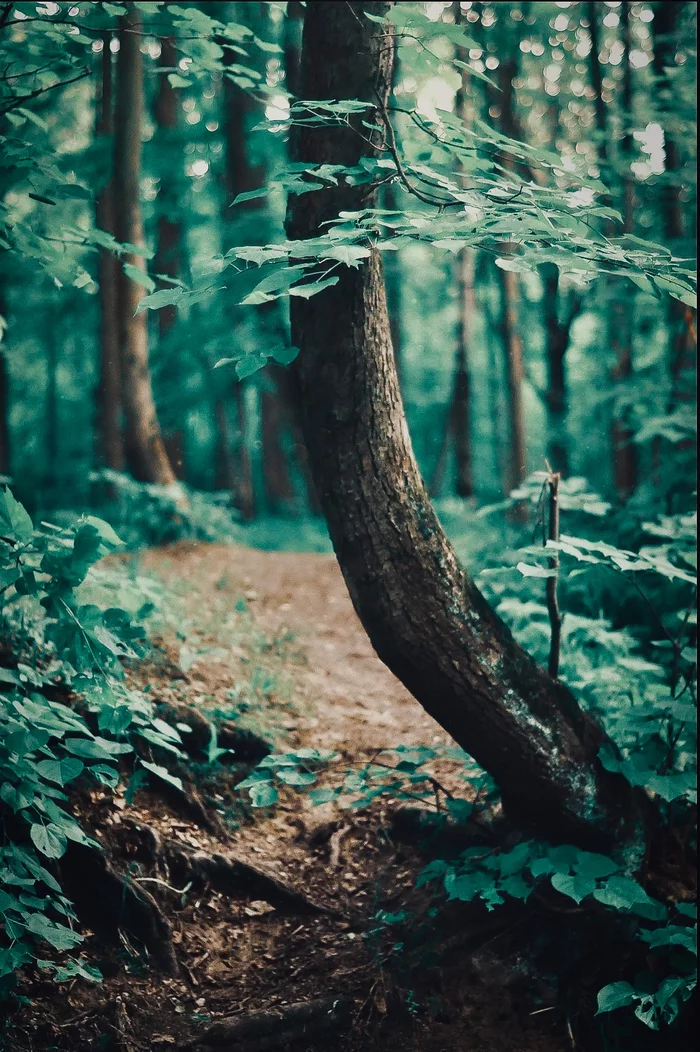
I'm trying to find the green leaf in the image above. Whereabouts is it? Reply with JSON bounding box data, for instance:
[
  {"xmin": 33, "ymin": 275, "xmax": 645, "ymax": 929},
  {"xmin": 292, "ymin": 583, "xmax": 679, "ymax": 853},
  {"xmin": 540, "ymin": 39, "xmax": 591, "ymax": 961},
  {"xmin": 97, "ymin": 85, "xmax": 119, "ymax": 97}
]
[
  {"xmin": 597, "ymin": 982, "xmax": 637, "ymax": 1014},
  {"xmin": 122, "ymin": 263, "xmax": 156, "ymax": 293},
  {"xmin": 0, "ymin": 486, "xmax": 33, "ymax": 541},
  {"xmin": 140, "ymin": 761, "xmax": 183, "ymax": 792},
  {"xmin": 35, "ymin": 758, "xmax": 85, "ymax": 786},
  {"xmin": 30, "ymin": 825, "xmax": 68, "ymax": 860},
  {"xmin": 270, "ymin": 345, "xmax": 299, "ymax": 366},
  {"xmin": 64, "ymin": 737, "xmax": 131, "ymax": 761},
  {"xmin": 25, "ymin": 912, "xmax": 82, "ymax": 951},
  {"xmin": 232, "ymin": 188, "xmax": 268, "ymax": 205},
  {"xmin": 276, "ymin": 769, "xmax": 317, "ymax": 787},
  {"xmin": 288, "ymin": 275, "xmax": 340, "ymax": 299},
  {"xmin": 550, "ymin": 872, "xmax": 596, "ymax": 904},
  {"xmin": 134, "ymin": 287, "xmax": 184, "ymax": 314},
  {"xmin": 516, "ymin": 562, "xmax": 557, "ymax": 579},
  {"xmin": 249, "ymin": 782, "xmax": 278, "ymax": 807}
]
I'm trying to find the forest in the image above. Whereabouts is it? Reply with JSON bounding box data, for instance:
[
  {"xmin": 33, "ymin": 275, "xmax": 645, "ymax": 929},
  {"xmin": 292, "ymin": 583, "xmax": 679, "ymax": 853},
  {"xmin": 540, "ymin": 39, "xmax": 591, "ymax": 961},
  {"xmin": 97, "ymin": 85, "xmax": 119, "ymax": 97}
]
[{"xmin": 0, "ymin": 1, "xmax": 696, "ymax": 1050}]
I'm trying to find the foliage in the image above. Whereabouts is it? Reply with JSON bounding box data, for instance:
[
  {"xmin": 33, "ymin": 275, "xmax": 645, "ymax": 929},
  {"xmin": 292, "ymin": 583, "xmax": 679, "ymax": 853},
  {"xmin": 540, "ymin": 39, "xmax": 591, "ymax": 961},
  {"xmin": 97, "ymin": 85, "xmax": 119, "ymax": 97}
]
[{"xmin": 0, "ymin": 485, "xmax": 186, "ymax": 988}]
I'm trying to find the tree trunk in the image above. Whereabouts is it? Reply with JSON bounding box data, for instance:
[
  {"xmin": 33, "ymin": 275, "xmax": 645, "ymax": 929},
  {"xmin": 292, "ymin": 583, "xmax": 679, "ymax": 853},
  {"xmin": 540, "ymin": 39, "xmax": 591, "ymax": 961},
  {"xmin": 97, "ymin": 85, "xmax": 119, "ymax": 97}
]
[
  {"xmin": 383, "ymin": 179, "xmax": 403, "ymax": 382},
  {"xmin": 95, "ymin": 34, "xmax": 124, "ymax": 474},
  {"xmin": 154, "ymin": 36, "xmax": 181, "ymax": 339},
  {"xmin": 0, "ymin": 349, "xmax": 8, "ymax": 480},
  {"xmin": 450, "ymin": 9, "xmax": 474, "ymax": 498},
  {"xmin": 589, "ymin": 2, "xmax": 636, "ymax": 500},
  {"xmin": 0, "ymin": 281, "xmax": 9, "ymax": 478},
  {"xmin": 213, "ymin": 397, "xmax": 238, "ymax": 493},
  {"xmin": 542, "ymin": 263, "xmax": 571, "ymax": 476},
  {"xmin": 284, "ymin": 0, "xmax": 304, "ymax": 99},
  {"xmin": 46, "ymin": 328, "xmax": 58, "ymax": 496},
  {"xmin": 221, "ymin": 40, "xmax": 261, "ymax": 519},
  {"xmin": 652, "ymin": 3, "xmax": 696, "ymax": 412},
  {"xmin": 113, "ymin": 4, "xmax": 177, "ymax": 486},
  {"xmin": 497, "ymin": 265, "xmax": 527, "ymax": 494},
  {"xmin": 495, "ymin": 56, "xmax": 526, "ymax": 498},
  {"xmin": 609, "ymin": 2, "xmax": 637, "ymax": 499},
  {"xmin": 286, "ymin": 1, "xmax": 646, "ymax": 853}
]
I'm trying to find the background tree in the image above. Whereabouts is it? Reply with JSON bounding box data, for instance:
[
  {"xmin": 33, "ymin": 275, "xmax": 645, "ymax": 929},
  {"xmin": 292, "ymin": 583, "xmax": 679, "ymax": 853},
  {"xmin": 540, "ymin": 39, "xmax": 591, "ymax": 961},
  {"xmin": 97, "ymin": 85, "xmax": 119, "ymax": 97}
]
[{"xmin": 113, "ymin": 3, "xmax": 177, "ymax": 486}]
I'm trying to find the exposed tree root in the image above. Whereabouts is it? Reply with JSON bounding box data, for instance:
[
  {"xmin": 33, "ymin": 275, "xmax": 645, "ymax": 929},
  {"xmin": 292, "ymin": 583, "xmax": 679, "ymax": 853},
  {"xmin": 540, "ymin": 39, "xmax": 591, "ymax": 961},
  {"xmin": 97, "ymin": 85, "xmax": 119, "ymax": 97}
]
[
  {"xmin": 156, "ymin": 700, "xmax": 272, "ymax": 762},
  {"xmin": 163, "ymin": 842, "xmax": 336, "ymax": 917},
  {"xmin": 155, "ymin": 771, "xmax": 224, "ymax": 834},
  {"xmin": 60, "ymin": 843, "xmax": 179, "ymax": 975},
  {"xmin": 186, "ymin": 996, "xmax": 349, "ymax": 1050}
]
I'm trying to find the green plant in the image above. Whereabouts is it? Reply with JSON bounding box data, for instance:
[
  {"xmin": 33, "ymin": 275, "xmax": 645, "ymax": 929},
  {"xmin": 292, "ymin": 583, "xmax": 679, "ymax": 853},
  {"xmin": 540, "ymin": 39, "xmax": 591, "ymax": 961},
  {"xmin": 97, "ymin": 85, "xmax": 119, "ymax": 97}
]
[{"xmin": 0, "ymin": 485, "xmax": 186, "ymax": 988}]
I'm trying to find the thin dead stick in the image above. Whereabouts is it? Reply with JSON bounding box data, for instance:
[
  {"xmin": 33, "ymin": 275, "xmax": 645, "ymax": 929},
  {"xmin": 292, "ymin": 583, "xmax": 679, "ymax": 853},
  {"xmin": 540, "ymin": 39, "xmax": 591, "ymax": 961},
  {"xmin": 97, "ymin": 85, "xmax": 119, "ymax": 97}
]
[{"xmin": 546, "ymin": 470, "xmax": 562, "ymax": 679}]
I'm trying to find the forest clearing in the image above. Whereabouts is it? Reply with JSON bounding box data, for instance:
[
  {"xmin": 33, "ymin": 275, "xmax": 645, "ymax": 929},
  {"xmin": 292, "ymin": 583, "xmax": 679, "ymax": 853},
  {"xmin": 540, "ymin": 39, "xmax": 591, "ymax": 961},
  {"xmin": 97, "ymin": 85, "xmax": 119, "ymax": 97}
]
[{"xmin": 0, "ymin": 1, "xmax": 697, "ymax": 1050}]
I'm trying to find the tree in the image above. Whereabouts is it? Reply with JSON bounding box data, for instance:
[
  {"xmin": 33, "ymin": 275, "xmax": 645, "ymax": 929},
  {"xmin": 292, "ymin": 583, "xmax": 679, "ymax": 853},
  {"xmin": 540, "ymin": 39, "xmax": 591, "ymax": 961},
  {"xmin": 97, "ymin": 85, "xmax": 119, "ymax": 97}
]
[
  {"xmin": 492, "ymin": 52, "xmax": 527, "ymax": 498},
  {"xmin": 652, "ymin": 3, "xmax": 696, "ymax": 411},
  {"xmin": 113, "ymin": 3, "xmax": 177, "ymax": 487},
  {"xmin": 588, "ymin": 1, "xmax": 637, "ymax": 499},
  {"xmin": 95, "ymin": 34, "xmax": 124, "ymax": 475},
  {"xmin": 429, "ymin": 4, "xmax": 474, "ymax": 500},
  {"xmin": 286, "ymin": 1, "xmax": 646, "ymax": 853}
]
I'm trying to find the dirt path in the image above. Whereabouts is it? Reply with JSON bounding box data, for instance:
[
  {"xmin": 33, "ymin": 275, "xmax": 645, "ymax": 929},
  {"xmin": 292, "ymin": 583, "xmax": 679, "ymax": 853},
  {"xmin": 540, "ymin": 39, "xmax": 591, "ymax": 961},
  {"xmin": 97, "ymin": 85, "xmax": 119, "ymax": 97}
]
[
  {"xmin": 141, "ymin": 541, "xmax": 452, "ymax": 756},
  {"xmin": 12, "ymin": 541, "xmax": 567, "ymax": 1052}
]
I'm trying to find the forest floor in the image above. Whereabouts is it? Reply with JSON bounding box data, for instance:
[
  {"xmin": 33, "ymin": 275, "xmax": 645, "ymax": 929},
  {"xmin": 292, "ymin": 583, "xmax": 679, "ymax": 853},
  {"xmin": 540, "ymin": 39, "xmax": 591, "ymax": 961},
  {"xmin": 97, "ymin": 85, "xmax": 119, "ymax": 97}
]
[{"xmin": 9, "ymin": 541, "xmax": 575, "ymax": 1052}]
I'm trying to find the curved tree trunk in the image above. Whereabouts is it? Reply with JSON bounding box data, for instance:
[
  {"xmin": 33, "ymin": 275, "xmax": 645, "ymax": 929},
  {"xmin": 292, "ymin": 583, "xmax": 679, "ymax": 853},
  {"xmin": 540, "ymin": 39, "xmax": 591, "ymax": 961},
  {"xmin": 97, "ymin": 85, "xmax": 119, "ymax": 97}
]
[
  {"xmin": 113, "ymin": 4, "xmax": 177, "ymax": 486},
  {"xmin": 286, "ymin": 1, "xmax": 646, "ymax": 853},
  {"xmin": 95, "ymin": 34, "xmax": 124, "ymax": 474}
]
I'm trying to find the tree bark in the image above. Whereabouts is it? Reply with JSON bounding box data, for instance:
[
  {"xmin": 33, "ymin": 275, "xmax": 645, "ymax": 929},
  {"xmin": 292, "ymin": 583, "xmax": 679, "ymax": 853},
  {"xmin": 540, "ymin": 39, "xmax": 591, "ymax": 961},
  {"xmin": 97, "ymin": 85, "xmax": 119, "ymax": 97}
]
[
  {"xmin": 652, "ymin": 3, "xmax": 696, "ymax": 412},
  {"xmin": 609, "ymin": 2, "xmax": 637, "ymax": 499},
  {"xmin": 0, "ymin": 281, "xmax": 9, "ymax": 478},
  {"xmin": 153, "ymin": 37, "xmax": 181, "ymax": 339},
  {"xmin": 494, "ymin": 56, "xmax": 526, "ymax": 498},
  {"xmin": 221, "ymin": 40, "xmax": 260, "ymax": 519},
  {"xmin": 286, "ymin": 1, "xmax": 646, "ymax": 852},
  {"xmin": 95, "ymin": 34, "xmax": 124, "ymax": 474},
  {"xmin": 588, "ymin": 1, "xmax": 637, "ymax": 500},
  {"xmin": 113, "ymin": 4, "xmax": 177, "ymax": 486}
]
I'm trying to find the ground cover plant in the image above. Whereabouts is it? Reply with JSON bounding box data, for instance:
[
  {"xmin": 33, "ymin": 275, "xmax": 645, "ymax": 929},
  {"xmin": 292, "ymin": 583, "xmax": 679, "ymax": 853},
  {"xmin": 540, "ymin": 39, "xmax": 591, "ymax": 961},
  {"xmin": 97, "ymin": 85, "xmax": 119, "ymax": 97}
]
[{"xmin": 0, "ymin": 2, "xmax": 696, "ymax": 1050}]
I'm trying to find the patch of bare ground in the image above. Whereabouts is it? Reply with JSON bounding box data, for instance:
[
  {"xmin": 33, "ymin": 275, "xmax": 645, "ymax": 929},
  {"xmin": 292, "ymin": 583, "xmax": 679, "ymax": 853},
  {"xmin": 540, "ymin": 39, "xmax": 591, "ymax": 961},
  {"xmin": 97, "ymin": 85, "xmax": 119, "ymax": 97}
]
[{"xmin": 6, "ymin": 541, "xmax": 571, "ymax": 1052}]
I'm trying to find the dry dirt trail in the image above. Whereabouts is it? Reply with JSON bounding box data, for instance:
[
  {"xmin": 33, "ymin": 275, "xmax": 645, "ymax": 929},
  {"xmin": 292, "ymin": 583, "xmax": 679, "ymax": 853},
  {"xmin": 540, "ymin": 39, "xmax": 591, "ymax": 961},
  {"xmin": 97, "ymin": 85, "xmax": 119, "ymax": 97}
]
[
  {"xmin": 13, "ymin": 541, "xmax": 567, "ymax": 1052},
  {"xmin": 142, "ymin": 540, "xmax": 452, "ymax": 758}
]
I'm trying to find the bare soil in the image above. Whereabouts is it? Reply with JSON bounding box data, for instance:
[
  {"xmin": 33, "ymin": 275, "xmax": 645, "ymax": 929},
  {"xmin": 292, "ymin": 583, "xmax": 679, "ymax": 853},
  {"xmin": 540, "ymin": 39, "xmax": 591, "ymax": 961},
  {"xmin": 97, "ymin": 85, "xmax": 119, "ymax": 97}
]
[{"xmin": 7, "ymin": 541, "xmax": 575, "ymax": 1052}]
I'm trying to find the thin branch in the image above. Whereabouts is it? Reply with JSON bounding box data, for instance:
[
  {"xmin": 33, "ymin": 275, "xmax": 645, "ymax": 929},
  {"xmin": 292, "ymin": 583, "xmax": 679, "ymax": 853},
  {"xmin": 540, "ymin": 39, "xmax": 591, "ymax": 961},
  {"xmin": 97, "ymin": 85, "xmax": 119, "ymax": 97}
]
[
  {"xmin": 0, "ymin": 67, "xmax": 91, "ymax": 115},
  {"xmin": 546, "ymin": 470, "xmax": 562, "ymax": 679}
]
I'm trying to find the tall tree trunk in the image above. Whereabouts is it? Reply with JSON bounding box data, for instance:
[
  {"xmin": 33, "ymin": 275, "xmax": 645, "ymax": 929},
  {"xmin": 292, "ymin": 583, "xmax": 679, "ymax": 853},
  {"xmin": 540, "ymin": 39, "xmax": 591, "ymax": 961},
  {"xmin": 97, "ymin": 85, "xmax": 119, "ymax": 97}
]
[
  {"xmin": 450, "ymin": 7, "xmax": 474, "ymax": 498},
  {"xmin": 46, "ymin": 327, "xmax": 58, "ymax": 496},
  {"xmin": 286, "ymin": 1, "xmax": 646, "ymax": 852},
  {"xmin": 589, "ymin": 2, "xmax": 637, "ymax": 499},
  {"xmin": 497, "ymin": 265, "xmax": 527, "ymax": 494},
  {"xmin": 213, "ymin": 397, "xmax": 237, "ymax": 493},
  {"xmin": 283, "ymin": 0, "xmax": 304, "ymax": 99},
  {"xmin": 95, "ymin": 34, "xmax": 124, "ymax": 474},
  {"xmin": 652, "ymin": 3, "xmax": 696, "ymax": 412},
  {"xmin": 609, "ymin": 2, "xmax": 637, "ymax": 499},
  {"xmin": 383, "ymin": 179, "xmax": 403, "ymax": 381},
  {"xmin": 0, "ymin": 350, "xmax": 8, "ymax": 480},
  {"xmin": 154, "ymin": 36, "xmax": 187, "ymax": 482},
  {"xmin": 495, "ymin": 56, "xmax": 526, "ymax": 497},
  {"xmin": 154, "ymin": 37, "xmax": 181, "ymax": 339},
  {"xmin": 542, "ymin": 260, "xmax": 581, "ymax": 477},
  {"xmin": 221, "ymin": 38, "xmax": 262, "ymax": 519},
  {"xmin": 113, "ymin": 4, "xmax": 177, "ymax": 487},
  {"xmin": 0, "ymin": 282, "xmax": 9, "ymax": 478}
]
